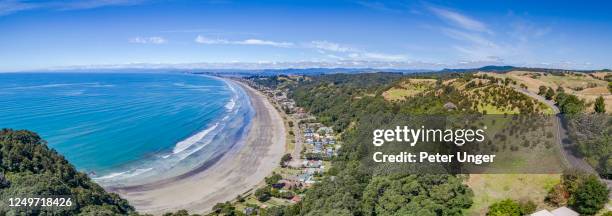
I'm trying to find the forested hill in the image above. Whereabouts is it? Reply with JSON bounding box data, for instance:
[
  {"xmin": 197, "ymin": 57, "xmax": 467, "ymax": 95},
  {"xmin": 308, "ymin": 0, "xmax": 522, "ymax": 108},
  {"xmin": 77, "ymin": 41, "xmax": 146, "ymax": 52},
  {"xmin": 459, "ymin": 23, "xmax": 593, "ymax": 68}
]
[
  {"xmin": 0, "ymin": 129, "xmax": 135, "ymax": 215},
  {"xmin": 250, "ymin": 73, "xmax": 477, "ymax": 215}
]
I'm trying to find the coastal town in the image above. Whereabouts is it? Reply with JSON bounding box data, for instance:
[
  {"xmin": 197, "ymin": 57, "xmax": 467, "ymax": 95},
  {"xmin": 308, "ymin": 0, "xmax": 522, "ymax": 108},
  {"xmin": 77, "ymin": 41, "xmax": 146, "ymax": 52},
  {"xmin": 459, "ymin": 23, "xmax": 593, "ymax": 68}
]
[{"xmin": 217, "ymin": 76, "xmax": 341, "ymax": 214}]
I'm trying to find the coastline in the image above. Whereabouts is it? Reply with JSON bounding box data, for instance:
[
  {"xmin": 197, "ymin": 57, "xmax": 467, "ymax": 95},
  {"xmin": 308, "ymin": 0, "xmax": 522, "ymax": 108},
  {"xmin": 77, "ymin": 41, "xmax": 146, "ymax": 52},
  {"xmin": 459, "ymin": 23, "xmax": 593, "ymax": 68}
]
[{"xmin": 111, "ymin": 78, "xmax": 286, "ymax": 214}]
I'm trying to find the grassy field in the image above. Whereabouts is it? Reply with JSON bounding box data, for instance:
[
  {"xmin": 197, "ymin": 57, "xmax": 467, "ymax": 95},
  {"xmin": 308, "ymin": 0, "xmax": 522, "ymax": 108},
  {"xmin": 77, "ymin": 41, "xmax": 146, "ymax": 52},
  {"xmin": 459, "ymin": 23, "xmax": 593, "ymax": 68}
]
[
  {"xmin": 477, "ymin": 71, "xmax": 612, "ymax": 113},
  {"xmin": 466, "ymin": 174, "xmax": 560, "ymax": 216},
  {"xmin": 382, "ymin": 78, "xmax": 436, "ymax": 101}
]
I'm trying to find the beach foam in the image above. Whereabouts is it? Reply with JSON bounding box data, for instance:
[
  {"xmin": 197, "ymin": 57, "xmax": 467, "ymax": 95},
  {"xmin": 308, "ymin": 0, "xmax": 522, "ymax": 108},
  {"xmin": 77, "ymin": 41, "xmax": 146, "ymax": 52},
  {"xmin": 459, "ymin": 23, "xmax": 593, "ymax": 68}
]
[{"xmin": 172, "ymin": 123, "xmax": 219, "ymax": 154}]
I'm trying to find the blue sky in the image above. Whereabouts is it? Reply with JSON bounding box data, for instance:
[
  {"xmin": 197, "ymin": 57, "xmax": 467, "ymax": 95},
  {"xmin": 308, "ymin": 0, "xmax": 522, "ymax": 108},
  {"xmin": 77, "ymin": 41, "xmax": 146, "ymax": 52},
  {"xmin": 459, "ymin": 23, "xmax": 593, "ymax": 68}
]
[{"xmin": 1, "ymin": 0, "xmax": 611, "ymax": 71}]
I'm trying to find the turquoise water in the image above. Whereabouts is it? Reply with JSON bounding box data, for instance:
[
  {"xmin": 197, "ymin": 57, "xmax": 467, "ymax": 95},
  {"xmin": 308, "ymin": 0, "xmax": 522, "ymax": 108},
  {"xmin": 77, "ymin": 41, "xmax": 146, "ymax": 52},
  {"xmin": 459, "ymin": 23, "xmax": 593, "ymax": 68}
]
[{"xmin": 0, "ymin": 72, "xmax": 253, "ymax": 186}]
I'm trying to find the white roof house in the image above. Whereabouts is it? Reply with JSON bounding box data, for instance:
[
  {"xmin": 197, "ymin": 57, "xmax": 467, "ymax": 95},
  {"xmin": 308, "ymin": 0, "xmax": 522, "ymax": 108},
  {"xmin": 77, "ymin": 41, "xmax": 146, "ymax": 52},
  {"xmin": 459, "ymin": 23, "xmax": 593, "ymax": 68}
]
[
  {"xmin": 550, "ymin": 207, "xmax": 579, "ymax": 216},
  {"xmin": 530, "ymin": 207, "xmax": 578, "ymax": 216},
  {"xmin": 531, "ymin": 210, "xmax": 554, "ymax": 216}
]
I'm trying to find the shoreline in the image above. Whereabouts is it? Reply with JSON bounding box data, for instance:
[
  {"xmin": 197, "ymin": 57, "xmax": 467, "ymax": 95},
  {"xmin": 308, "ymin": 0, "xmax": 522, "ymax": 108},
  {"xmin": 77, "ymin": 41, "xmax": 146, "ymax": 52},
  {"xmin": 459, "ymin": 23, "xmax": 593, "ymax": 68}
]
[{"xmin": 111, "ymin": 78, "xmax": 286, "ymax": 214}]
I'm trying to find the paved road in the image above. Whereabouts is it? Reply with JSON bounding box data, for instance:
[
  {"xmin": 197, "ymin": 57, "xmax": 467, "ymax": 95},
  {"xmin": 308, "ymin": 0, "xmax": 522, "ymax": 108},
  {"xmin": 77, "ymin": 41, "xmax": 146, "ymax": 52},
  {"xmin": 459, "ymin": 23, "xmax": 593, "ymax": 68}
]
[
  {"xmin": 288, "ymin": 118, "xmax": 303, "ymax": 168},
  {"xmin": 513, "ymin": 86, "xmax": 596, "ymax": 173},
  {"xmin": 513, "ymin": 86, "xmax": 610, "ymax": 196}
]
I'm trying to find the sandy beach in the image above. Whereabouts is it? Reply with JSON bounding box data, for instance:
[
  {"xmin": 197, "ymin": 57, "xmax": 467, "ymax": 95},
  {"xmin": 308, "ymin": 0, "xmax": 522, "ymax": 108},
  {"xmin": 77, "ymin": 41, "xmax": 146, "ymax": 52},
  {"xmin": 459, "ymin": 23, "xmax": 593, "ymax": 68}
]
[{"xmin": 110, "ymin": 79, "xmax": 286, "ymax": 214}]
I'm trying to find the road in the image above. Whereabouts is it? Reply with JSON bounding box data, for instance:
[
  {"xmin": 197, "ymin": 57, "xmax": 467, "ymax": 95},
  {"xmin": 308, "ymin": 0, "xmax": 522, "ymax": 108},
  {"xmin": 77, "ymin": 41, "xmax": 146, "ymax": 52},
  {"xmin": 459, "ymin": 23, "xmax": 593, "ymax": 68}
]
[
  {"xmin": 513, "ymin": 86, "xmax": 610, "ymax": 196},
  {"xmin": 514, "ymin": 87, "xmax": 596, "ymax": 173}
]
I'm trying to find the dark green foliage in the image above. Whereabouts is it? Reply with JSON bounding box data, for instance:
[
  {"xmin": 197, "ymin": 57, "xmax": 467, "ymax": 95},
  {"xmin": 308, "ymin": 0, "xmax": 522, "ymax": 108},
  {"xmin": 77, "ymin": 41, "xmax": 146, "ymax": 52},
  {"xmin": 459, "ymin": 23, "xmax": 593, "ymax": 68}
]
[
  {"xmin": 260, "ymin": 205, "xmax": 301, "ymax": 216},
  {"xmin": 255, "ymin": 187, "xmax": 271, "ymax": 202},
  {"xmin": 361, "ymin": 174, "xmax": 473, "ymax": 216},
  {"xmin": 568, "ymin": 115, "xmax": 611, "ymax": 178},
  {"xmin": 570, "ymin": 176, "xmax": 609, "ymax": 215},
  {"xmin": 0, "ymin": 129, "xmax": 135, "ymax": 215},
  {"xmin": 211, "ymin": 202, "xmax": 236, "ymax": 216},
  {"xmin": 545, "ymin": 87, "xmax": 555, "ymax": 100},
  {"xmin": 487, "ymin": 199, "xmax": 535, "ymax": 215},
  {"xmin": 280, "ymin": 154, "xmax": 292, "ymax": 167},
  {"xmin": 265, "ymin": 173, "xmax": 282, "ymax": 186},
  {"xmin": 594, "ymin": 96, "xmax": 606, "ymax": 113},
  {"xmin": 538, "ymin": 86, "xmax": 547, "ymax": 95},
  {"xmin": 486, "ymin": 199, "xmax": 521, "ymax": 216},
  {"xmin": 538, "ymin": 86, "xmax": 547, "ymax": 96},
  {"xmin": 557, "ymin": 86, "xmax": 565, "ymax": 93},
  {"xmin": 555, "ymin": 93, "xmax": 585, "ymax": 114},
  {"xmin": 249, "ymin": 73, "xmax": 475, "ymax": 215},
  {"xmin": 547, "ymin": 170, "xmax": 609, "ymax": 215}
]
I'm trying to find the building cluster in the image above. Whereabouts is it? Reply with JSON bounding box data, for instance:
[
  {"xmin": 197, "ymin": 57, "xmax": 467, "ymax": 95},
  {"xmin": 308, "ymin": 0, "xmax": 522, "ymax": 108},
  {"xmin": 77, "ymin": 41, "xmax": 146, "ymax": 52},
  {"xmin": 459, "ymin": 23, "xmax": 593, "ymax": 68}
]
[
  {"xmin": 303, "ymin": 125, "xmax": 337, "ymax": 157},
  {"xmin": 239, "ymin": 77, "xmax": 342, "ymax": 211}
]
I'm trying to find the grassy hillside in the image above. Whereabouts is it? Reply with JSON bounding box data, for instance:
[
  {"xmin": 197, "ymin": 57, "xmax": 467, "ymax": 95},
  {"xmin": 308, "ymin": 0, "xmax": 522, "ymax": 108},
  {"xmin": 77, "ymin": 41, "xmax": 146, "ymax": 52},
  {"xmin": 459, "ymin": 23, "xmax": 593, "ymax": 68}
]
[
  {"xmin": 244, "ymin": 72, "xmax": 567, "ymax": 216},
  {"xmin": 477, "ymin": 71, "xmax": 612, "ymax": 113}
]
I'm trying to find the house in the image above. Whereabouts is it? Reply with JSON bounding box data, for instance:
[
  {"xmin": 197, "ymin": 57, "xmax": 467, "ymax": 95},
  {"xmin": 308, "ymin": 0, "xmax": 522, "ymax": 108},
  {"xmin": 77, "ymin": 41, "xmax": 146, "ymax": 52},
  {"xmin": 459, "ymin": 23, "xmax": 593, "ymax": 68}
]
[
  {"xmin": 279, "ymin": 179, "xmax": 301, "ymax": 190},
  {"xmin": 298, "ymin": 173, "xmax": 313, "ymax": 183},
  {"xmin": 317, "ymin": 127, "xmax": 333, "ymax": 135},
  {"xmin": 244, "ymin": 207, "xmax": 256, "ymax": 215},
  {"xmin": 326, "ymin": 148, "xmax": 334, "ymax": 157},
  {"xmin": 303, "ymin": 160, "xmax": 322, "ymax": 168},
  {"xmin": 530, "ymin": 207, "xmax": 579, "ymax": 216}
]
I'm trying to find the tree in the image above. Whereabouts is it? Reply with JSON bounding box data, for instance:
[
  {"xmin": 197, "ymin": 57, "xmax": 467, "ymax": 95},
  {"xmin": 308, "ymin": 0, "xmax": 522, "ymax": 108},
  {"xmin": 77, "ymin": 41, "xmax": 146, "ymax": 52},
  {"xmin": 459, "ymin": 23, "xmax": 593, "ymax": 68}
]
[
  {"xmin": 538, "ymin": 86, "xmax": 547, "ymax": 95},
  {"xmin": 0, "ymin": 129, "xmax": 135, "ymax": 215},
  {"xmin": 546, "ymin": 184, "xmax": 569, "ymax": 206},
  {"xmin": 608, "ymin": 82, "xmax": 612, "ymax": 93},
  {"xmin": 280, "ymin": 153, "xmax": 292, "ymax": 167},
  {"xmin": 255, "ymin": 187, "xmax": 271, "ymax": 202},
  {"xmin": 163, "ymin": 209, "xmax": 191, "ymax": 216},
  {"xmin": 556, "ymin": 93, "xmax": 585, "ymax": 114},
  {"xmin": 570, "ymin": 176, "xmax": 609, "ymax": 215},
  {"xmin": 487, "ymin": 199, "xmax": 521, "ymax": 216},
  {"xmin": 594, "ymin": 95, "xmax": 606, "ymax": 113},
  {"xmin": 557, "ymin": 86, "xmax": 565, "ymax": 93},
  {"xmin": 265, "ymin": 173, "xmax": 282, "ymax": 186},
  {"xmin": 545, "ymin": 87, "xmax": 555, "ymax": 100},
  {"xmin": 212, "ymin": 202, "xmax": 236, "ymax": 215}
]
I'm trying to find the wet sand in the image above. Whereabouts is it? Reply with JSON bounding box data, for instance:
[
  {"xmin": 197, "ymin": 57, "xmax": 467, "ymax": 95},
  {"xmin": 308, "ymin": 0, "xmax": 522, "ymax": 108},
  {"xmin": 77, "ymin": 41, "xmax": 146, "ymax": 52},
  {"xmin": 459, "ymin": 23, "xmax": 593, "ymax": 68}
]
[{"xmin": 111, "ymin": 79, "xmax": 286, "ymax": 214}]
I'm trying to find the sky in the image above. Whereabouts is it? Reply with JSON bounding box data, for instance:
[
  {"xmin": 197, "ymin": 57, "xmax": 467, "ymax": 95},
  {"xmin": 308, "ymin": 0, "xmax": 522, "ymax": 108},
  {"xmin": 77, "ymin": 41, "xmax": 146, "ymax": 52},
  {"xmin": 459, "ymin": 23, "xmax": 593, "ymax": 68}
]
[{"xmin": 1, "ymin": 0, "xmax": 612, "ymax": 71}]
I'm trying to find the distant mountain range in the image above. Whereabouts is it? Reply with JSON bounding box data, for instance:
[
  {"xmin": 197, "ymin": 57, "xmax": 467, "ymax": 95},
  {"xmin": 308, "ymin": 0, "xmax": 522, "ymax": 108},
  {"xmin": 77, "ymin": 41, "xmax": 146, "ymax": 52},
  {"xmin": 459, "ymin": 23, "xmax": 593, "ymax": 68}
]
[
  {"xmin": 194, "ymin": 65, "xmax": 609, "ymax": 77},
  {"xmin": 14, "ymin": 65, "xmax": 610, "ymax": 76}
]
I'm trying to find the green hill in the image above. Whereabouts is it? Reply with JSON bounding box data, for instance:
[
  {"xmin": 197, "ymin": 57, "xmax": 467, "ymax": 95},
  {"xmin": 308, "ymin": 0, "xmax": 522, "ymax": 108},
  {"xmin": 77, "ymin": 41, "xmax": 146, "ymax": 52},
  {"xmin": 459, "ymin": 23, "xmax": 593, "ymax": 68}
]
[{"xmin": 0, "ymin": 129, "xmax": 135, "ymax": 215}]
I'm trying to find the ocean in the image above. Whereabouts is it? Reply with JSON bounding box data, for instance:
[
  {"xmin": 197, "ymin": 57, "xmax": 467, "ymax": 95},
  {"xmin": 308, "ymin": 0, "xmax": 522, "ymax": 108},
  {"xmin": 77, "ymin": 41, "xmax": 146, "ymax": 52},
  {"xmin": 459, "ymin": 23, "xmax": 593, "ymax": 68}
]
[{"xmin": 0, "ymin": 72, "xmax": 253, "ymax": 186}]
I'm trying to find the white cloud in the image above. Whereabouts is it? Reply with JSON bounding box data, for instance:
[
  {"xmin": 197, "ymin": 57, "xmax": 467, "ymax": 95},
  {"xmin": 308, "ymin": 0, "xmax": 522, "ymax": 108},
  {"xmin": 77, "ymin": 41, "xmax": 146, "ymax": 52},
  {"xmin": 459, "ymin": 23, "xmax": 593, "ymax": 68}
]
[
  {"xmin": 194, "ymin": 36, "xmax": 293, "ymax": 48},
  {"xmin": 0, "ymin": 0, "xmax": 38, "ymax": 16},
  {"xmin": 307, "ymin": 41, "xmax": 406, "ymax": 61},
  {"xmin": 129, "ymin": 36, "xmax": 167, "ymax": 44},
  {"xmin": 0, "ymin": 0, "xmax": 149, "ymax": 16},
  {"xmin": 194, "ymin": 36, "xmax": 230, "ymax": 44},
  {"xmin": 194, "ymin": 37, "xmax": 406, "ymax": 62},
  {"xmin": 429, "ymin": 6, "xmax": 491, "ymax": 34},
  {"xmin": 361, "ymin": 52, "xmax": 407, "ymax": 61},
  {"xmin": 309, "ymin": 41, "xmax": 355, "ymax": 52},
  {"xmin": 356, "ymin": 1, "xmax": 401, "ymax": 13},
  {"xmin": 236, "ymin": 39, "xmax": 293, "ymax": 47}
]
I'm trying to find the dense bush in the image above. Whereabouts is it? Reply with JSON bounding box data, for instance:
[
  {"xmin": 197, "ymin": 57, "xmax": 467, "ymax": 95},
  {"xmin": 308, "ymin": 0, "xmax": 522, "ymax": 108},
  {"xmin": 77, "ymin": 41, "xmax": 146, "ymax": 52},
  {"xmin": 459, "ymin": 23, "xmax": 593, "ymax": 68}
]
[
  {"xmin": 0, "ymin": 129, "xmax": 135, "ymax": 215},
  {"xmin": 570, "ymin": 176, "xmax": 609, "ymax": 215},
  {"xmin": 487, "ymin": 199, "xmax": 521, "ymax": 216}
]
